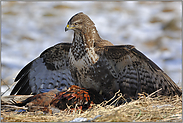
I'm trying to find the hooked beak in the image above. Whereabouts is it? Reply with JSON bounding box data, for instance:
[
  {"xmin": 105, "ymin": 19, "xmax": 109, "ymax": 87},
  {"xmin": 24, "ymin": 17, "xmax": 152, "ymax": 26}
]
[{"xmin": 65, "ymin": 24, "xmax": 75, "ymax": 32}]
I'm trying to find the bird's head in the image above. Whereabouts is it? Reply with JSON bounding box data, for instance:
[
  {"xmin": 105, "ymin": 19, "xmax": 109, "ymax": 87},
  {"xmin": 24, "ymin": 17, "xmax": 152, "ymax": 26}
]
[{"xmin": 65, "ymin": 12, "xmax": 95, "ymax": 32}]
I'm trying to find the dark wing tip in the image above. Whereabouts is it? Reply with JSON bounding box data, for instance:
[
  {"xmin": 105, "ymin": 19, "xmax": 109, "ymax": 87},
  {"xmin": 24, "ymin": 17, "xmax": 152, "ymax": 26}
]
[
  {"xmin": 10, "ymin": 71, "xmax": 32, "ymax": 95},
  {"xmin": 14, "ymin": 61, "xmax": 33, "ymax": 82},
  {"xmin": 11, "ymin": 60, "xmax": 33, "ymax": 95}
]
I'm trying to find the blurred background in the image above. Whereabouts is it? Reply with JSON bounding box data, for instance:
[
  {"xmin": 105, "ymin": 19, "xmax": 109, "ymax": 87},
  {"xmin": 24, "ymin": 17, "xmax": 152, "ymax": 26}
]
[{"xmin": 1, "ymin": 1, "xmax": 182, "ymax": 96}]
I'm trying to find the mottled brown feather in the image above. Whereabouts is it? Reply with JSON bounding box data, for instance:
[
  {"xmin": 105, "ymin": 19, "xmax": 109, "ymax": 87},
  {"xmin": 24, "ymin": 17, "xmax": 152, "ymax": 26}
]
[
  {"xmin": 66, "ymin": 12, "xmax": 182, "ymax": 99},
  {"xmin": 11, "ymin": 12, "xmax": 181, "ymax": 101}
]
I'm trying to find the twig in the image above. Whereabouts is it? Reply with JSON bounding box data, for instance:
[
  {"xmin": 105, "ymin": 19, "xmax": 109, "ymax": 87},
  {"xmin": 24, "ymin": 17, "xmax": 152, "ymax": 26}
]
[
  {"xmin": 109, "ymin": 93, "xmax": 123, "ymax": 106},
  {"xmin": 1, "ymin": 105, "xmax": 28, "ymax": 110},
  {"xmin": 99, "ymin": 89, "xmax": 121, "ymax": 107},
  {"xmin": 147, "ymin": 88, "xmax": 162, "ymax": 98}
]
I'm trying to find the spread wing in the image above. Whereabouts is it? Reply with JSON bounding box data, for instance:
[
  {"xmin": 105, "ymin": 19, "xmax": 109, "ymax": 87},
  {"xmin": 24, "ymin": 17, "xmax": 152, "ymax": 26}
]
[
  {"xmin": 102, "ymin": 45, "xmax": 182, "ymax": 97},
  {"xmin": 10, "ymin": 43, "xmax": 77, "ymax": 95}
]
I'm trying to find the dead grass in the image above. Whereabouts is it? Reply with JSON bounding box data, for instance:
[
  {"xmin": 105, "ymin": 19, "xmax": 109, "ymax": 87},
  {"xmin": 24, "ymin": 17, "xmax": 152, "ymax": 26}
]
[
  {"xmin": 93, "ymin": 95, "xmax": 182, "ymax": 122},
  {"xmin": 1, "ymin": 91, "xmax": 182, "ymax": 122}
]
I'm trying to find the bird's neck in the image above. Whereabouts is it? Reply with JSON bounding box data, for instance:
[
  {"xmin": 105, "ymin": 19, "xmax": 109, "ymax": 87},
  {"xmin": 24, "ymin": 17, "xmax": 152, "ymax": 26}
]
[
  {"xmin": 73, "ymin": 26, "xmax": 101, "ymax": 48},
  {"xmin": 70, "ymin": 27, "xmax": 100, "ymax": 62}
]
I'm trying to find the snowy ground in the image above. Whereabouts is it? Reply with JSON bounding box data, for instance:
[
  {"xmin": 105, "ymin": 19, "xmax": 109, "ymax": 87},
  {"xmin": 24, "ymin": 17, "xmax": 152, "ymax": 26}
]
[{"xmin": 1, "ymin": 1, "xmax": 182, "ymax": 96}]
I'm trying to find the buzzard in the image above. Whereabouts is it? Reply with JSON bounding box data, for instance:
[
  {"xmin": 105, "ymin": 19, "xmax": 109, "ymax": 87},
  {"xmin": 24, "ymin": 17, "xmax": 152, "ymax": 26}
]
[{"xmin": 11, "ymin": 12, "xmax": 182, "ymax": 100}]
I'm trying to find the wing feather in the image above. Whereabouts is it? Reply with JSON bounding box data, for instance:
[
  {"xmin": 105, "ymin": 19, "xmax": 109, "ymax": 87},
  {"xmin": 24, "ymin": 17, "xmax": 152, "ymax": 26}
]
[
  {"xmin": 10, "ymin": 61, "xmax": 32, "ymax": 95},
  {"xmin": 103, "ymin": 45, "xmax": 182, "ymax": 97},
  {"xmin": 11, "ymin": 43, "xmax": 77, "ymax": 95}
]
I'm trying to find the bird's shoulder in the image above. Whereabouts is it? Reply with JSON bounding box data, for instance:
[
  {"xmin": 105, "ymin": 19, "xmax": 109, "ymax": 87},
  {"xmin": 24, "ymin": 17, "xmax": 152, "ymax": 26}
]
[{"xmin": 40, "ymin": 43, "xmax": 71, "ymax": 70}]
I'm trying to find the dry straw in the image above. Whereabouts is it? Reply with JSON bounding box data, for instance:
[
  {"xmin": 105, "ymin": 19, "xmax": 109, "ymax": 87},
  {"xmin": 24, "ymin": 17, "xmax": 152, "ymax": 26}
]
[{"xmin": 1, "ymin": 88, "xmax": 182, "ymax": 122}]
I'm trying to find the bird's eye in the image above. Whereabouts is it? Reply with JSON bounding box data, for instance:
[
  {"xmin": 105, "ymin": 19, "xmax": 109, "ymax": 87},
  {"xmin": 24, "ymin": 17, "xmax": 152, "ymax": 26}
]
[{"xmin": 74, "ymin": 23, "xmax": 78, "ymax": 25}]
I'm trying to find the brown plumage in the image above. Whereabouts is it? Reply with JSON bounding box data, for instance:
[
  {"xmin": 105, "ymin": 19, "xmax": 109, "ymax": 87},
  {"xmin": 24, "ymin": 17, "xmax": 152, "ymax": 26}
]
[
  {"xmin": 11, "ymin": 12, "xmax": 181, "ymax": 101},
  {"xmin": 10, "ymin": 31, "xmax": 112, "ymax": 95},
  {"xmin": 15, "ymin": 85, "xmax": 103, "ymax": 112},
  {"xmin": 65, "ymin": 12, "xmax": 182, "ymax": 99},
  {"xmin": 50, "ymin": 85, "xmax": 103, "ymax": 110}
]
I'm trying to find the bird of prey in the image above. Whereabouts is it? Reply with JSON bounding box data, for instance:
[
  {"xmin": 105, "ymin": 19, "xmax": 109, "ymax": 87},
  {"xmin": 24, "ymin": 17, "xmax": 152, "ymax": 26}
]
[{"xmin": 11, "ymin": 12, "xmax": 182, "ymax": 100}]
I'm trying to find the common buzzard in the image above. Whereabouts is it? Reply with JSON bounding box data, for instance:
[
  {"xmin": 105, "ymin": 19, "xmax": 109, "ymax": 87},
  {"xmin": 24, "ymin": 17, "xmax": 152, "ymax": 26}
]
[{"xmin": 11, "ymin": 12, "xmax": 182, "ymax": 100}]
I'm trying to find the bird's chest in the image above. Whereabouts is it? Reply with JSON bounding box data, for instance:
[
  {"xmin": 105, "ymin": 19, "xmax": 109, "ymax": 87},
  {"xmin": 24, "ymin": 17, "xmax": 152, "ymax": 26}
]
[
  {"xmin": 69, "ymin": 40, "xmax": 101, "ymax": 88},
  {"xmin": 69, "ymin": 38, "xmax": 99, "ymax": 72}
]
